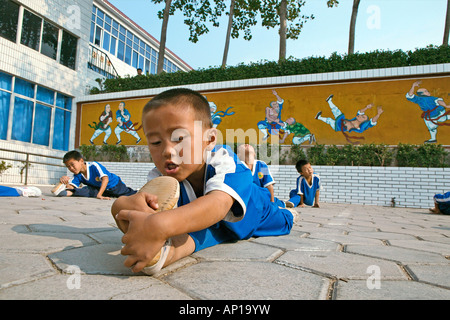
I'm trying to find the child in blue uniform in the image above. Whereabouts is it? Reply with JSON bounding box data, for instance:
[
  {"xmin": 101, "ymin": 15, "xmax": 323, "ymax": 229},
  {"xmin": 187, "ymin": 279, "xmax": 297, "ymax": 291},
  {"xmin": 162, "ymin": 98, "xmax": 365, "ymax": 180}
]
[
  {"xmin": 286, "ymin": 159, "xmax": 321, "ymax": 208},
  {"xmin": 429, "ymin": 191, "xmax": 450, "ymax": 215},
  {"xmin": 237, "ymin": 143, "xmax": 285, "ymax": 208},
  {"xmin": 111, "ymin": 88, "xmax": 297, "ymax": 274},
  {"xmin": 52, "ymin": 150, "xmax": 136, "ymax": 199}
]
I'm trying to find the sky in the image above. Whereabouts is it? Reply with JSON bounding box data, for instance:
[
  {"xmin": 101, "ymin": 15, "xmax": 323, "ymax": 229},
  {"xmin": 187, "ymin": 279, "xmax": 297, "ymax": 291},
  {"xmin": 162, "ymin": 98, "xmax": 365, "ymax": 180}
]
[{"xmin": 107, "ymin": 0, "xmax": 448, "ymax": 70}]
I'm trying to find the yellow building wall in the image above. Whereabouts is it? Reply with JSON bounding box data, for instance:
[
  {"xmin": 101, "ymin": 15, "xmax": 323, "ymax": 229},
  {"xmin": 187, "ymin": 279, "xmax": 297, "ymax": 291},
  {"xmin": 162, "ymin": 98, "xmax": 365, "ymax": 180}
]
[{"xmin": 79, "ymin": 76, "xmax": 450, "ymax": 146}]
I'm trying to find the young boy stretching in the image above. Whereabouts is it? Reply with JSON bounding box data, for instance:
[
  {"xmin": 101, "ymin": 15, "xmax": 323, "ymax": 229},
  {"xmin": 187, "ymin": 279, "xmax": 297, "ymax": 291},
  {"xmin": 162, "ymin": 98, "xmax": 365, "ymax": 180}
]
[
  {"xmin": 52, "ymin": 150, "xmax": 136, "ymax": 199},
  {"xmin": 286, "ymin": 159, "xmax": 321, "ymax": 208},
  {"xmin": 111, "ymin": 88, "xmax": 297, "ymax": 275}
]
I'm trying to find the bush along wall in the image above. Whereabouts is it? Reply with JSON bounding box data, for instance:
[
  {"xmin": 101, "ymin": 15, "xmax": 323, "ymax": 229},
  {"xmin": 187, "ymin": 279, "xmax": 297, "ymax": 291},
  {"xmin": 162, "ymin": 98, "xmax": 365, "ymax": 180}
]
[
  {"xmin": 283, "ymin": 143, "xmax": 449, "ymax": 167},
  {"xmin": 90, "ymin": 45, "xmax": 450, "ymax": 94}
]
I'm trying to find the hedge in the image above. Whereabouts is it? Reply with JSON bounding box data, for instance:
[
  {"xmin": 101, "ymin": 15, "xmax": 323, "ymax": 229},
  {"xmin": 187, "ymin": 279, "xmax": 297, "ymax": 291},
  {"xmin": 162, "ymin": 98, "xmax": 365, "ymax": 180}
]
[{"xmin": 90, "ymin": 45, "xmax": 450, "ymax": 94}]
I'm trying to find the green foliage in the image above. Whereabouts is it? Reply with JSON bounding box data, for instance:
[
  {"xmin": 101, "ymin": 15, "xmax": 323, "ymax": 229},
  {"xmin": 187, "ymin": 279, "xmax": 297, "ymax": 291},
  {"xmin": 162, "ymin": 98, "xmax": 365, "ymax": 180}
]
[
  {"xmin": 397, "ymin": 143, "xmax": 449, "ymax": 167},
  {"xmin": 0, "ymin": 161, "xmax": 12, "ymax": 176},
  {"xmin": 93, "ymin": 46, "xmax": 450, "ymax": 94},
  {"xmin": 79, "ymin": 144, "xmax": 130, "ymax": 162},
  {"xmin": 288, "ymin": 143, "xmax": 448, "ymax": 167}
]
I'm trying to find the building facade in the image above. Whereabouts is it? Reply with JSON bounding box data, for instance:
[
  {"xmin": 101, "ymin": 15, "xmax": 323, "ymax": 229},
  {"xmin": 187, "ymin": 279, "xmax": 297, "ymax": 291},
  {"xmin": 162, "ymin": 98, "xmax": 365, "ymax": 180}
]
[{"xmin": 0, "ymin": 0, "xmax": 192, "ymax": 184}]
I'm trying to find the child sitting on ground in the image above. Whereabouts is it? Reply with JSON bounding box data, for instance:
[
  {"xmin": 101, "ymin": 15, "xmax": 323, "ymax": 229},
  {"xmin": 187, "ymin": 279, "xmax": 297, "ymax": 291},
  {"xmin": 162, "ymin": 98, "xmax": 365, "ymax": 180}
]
[
  {"xmin": 286, "ymin": 159, "xmax": 321, "ymax": 208},
  {"xmin": 111, "ymin": 88, "xmax": 297, "ymax": 275},
  {"xmin": 236, "ymin": 143, "xmax": 285, "ymax": 208},
  {"xmin": 429, "ymin": 191, "xmax": 450, "ymax": 215},
  {"xmin": 52, "ymin": 150, "xmax": 136, "ymax": 200}
]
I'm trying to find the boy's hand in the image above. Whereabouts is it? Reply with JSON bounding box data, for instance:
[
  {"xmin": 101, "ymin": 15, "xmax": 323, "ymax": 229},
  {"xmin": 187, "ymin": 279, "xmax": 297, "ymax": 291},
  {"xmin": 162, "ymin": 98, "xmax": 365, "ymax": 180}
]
[
  {"xmin": 313, "ymin": 203, "xmax": 320, "ymax": 208},
  {"xmin": 59, "ymin": 176, "xmax": 70, "ymax": 184},
  {"xmin": 298, "ymin": 203, "xmax": 306, "ymax": 208},
  {"xmin": 97, "ymin": 194, "xmax": 111, "ymax": 200},
  {"xmin": 111, "ymin": 192, "xmax": 160, "ymax": 233},
  {"xmin": 116, "ymin": 209, "xmax": 167, "ymax": 273}
]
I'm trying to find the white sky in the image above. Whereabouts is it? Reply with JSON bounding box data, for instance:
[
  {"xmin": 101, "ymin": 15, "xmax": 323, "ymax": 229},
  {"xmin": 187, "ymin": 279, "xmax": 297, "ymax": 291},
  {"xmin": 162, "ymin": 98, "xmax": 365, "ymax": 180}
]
[{"xmin": 107, "ymin": 0, "xmax": 448, "ymax": 70}]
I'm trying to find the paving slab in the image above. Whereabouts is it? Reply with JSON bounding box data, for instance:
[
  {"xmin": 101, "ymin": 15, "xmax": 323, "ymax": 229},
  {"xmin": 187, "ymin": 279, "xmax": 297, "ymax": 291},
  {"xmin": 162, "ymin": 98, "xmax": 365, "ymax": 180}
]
[{"xmin": 0, "ymin": 186, "xmax": 449, "ymax": 301}]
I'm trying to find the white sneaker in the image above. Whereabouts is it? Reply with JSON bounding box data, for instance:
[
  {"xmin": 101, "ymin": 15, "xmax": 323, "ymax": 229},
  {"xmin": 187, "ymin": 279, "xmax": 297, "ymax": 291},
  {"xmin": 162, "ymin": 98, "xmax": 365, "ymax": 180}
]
[
  {"xmin": 138, "ymin": 176, "xmax": 180, "ymax": 275},
  {"xmin": 51, "ymin": 183, "xmax": 66, "ymax": 196},
  {"xmin": 142, "ymin": 238, "xmax": 172, "ymax": 276}
]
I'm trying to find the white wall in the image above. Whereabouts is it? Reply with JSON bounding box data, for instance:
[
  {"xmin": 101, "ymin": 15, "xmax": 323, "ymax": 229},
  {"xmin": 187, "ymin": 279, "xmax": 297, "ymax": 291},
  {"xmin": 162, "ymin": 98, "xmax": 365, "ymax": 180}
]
[{"xmin": 100, "ymin": 162, "xmax": 450, "ymax": 209}]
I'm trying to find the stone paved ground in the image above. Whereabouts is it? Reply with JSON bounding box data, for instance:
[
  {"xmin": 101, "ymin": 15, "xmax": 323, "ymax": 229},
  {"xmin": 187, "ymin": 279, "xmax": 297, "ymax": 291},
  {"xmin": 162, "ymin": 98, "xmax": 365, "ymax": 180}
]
[{"xmin": 0, "ymin": 186, "xmax": 449, "ymax": 300}]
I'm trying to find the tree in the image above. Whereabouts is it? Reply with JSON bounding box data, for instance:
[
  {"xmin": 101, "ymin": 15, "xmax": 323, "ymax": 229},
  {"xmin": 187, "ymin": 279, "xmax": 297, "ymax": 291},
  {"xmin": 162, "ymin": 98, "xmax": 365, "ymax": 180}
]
[
  {"xmin": 259, "ymin": 0, "xmax": 314, "ymax": 62},
  {"xmin": 152, "ymin": 0, "xmax": 173, "ymax": 74},
  {"xmin": 348, "ymin": 0, "xmax": 360, "ymax": 55},
  {"xmin": 173, "ymin": 0, "xmax": 259, "ymax": 68},
  {"xmin": 221, "ymin": 0, "xmax": 260, "ymax": 68},
  {"xmin": 444, "ymin": 0, "xmax": 450, "ymax": 45}
]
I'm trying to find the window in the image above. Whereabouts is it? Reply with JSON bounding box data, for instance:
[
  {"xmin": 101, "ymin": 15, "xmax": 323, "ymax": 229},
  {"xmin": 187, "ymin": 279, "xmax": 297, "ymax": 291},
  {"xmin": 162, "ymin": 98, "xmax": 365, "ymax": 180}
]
[
  {"xmin": 0, "ymin": 72, "xmax": 12, "ymax": 140},
  {"xmin": 21, "ymin": 9, "xmax": 42, "ymax": 51},
  {"xmin": 11, "ymin": 96, "xmax": 33, "ymax": 143},
  {"xmin": 0, "ymin": 0, "xmax": 20, "ymax": 42},
  {"xmin": 6, "ymin": 4, "xmax": 78, "ymax": 70},
  {"xmin": 89, "ymin": 4, "xmax": 182, "ymax": 74},
  {"xmin": 0, "ymin": 72, "xmax": 72, "ymax": 150},
  {"xmin": 60, "ymin": 30, "xmax": 77, "ymax": 70},
  {"xmin": 41, "ymin": 21, "xmax": 59, "ymax": 60},
  {"xmin": 53, "ymin": 93, "xmax": 72, "ymax": 151}
]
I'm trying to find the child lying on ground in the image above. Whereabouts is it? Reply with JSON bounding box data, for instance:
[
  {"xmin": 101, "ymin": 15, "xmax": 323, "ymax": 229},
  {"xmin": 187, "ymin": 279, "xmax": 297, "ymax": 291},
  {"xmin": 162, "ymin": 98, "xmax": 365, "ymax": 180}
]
[{"xmin": 111, "ymin": 88, "xmax": 298, "ymax": 275}]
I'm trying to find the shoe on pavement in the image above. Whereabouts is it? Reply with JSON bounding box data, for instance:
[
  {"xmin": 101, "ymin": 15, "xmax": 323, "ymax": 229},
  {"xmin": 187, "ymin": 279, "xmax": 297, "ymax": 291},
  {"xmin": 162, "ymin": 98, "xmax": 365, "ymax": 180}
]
[
  {"xmin": 51, "ymin": 183, "xmax": 66, "ymax": 196},
  {"xmin": 138, "ymin": 176, "xmax": 180, "ymax": 275}
]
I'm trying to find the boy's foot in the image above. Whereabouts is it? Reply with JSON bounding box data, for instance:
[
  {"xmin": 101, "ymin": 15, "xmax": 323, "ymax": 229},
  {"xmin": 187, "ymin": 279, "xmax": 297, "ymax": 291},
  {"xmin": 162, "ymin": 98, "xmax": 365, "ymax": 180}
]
[
  {"xmin": 286, "ymin": 208, "xmax": 300, "ymax": 224},
  {"xmin": 136, "ymin": 138, "xmax": 141, "ymax": 144},
  {"xmin": 424, "ymin": 139, "xmax": 437, "ymax": 144},
  {"xmin": 326, "ymin": 94, "xmax": 333, "ymax": 102},
  {"xmin": 138, "ymin": 176, "xmax": 180, "ymax": 212},
  {"xmin": 138, "ymin": 176, "xmax": 180, "ymax": 275},
  {"xmin": 142, "ymin": 238, "xmax": 172, "ymax": 276},
  {"xmin": 285, "ymin": 201, "xmax": 295, "ymax": 208},
  {"xmin": 51, "ymin": 183, "xmax": 66, "ymax": 196}
]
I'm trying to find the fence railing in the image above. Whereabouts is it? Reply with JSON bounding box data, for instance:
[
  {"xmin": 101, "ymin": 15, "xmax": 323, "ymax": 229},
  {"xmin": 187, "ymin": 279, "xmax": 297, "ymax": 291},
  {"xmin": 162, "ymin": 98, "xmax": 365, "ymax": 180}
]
[{"xmin": 0, "ymin": 148, "xmax": 65, "ymax": 185}]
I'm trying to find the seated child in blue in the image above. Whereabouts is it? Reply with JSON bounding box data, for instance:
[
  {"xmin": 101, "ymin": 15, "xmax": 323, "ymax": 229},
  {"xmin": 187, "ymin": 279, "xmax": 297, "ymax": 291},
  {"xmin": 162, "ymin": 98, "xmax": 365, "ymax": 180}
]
[
  {"xmin": 430, "ymin": 191, "xmax": 450, "ymax": 215},
  {"xmin": 237, "ymin": 143, "xmax": 286, "ymax": 208},
  {"xmin": 286, "ymin": 159, "xmax": 321, "ymax": 208},
  {"xmin": 54, "ymin": 150, "xmax": 136, "ymax": 199}
]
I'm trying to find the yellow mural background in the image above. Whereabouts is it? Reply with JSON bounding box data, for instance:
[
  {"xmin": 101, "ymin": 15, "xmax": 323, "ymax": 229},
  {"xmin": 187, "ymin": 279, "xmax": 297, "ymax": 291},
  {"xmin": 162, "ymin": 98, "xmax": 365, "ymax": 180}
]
[{"xmin": 79, "ymin": 76, "xmax": 450, "ymax": 146}]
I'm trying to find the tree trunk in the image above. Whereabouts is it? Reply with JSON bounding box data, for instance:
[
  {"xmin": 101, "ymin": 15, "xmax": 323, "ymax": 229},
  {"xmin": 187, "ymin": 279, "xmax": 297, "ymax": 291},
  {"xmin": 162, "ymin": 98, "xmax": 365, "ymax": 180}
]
[
  {"xmin": 444, "ymin": 0, "xmax": 450, "ymax": 45},
  {"xmin": 279, "ymin": 0, "xmax": 287, "ymax": 61},
  {"xmin": 222, "ymin": 0, "xmax": 235, "ymax": 68},
  {"xmin": 157, "ymin": 0, "xmax": 172, "ymax": 74},
  {"xmin": 348, "ymin": 0, "xmax": 360, "ymax": 55}
]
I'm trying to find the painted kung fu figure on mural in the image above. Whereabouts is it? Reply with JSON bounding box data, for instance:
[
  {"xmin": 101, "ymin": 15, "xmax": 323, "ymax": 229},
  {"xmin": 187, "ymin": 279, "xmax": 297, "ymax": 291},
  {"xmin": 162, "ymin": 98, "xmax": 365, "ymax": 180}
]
[
  {"xmin": 258, "ymin": 89, "xmax": 285, "ymax": 140},
  {"xmin": 279, "ymin": 117, "xmax": 316, "ymax": 145},
  {"xmin": 115, "ymin": 101, "xmax": 142, "ymax": 145},
  {"xmin": 315, "ymin": 94, "xmax": 384, "ymax": 144},
  {"xmin": 406, "ymin": 80, "xmax": 450, "ymax": 143},
  {"xmin": 89, "ymin": 103, "xmax": 113, "ymax": 145},
  {"xmin": 208, "ymin": 100, "xmax": 235, "ymax": 128}
]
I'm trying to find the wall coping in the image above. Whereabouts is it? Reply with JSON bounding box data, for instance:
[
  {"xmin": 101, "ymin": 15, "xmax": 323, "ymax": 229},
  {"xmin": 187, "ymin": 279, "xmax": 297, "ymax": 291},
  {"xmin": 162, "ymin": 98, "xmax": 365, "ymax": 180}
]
[{"xmin": 75, "ymin": 63, "xmax": 450, "ymax": 104}]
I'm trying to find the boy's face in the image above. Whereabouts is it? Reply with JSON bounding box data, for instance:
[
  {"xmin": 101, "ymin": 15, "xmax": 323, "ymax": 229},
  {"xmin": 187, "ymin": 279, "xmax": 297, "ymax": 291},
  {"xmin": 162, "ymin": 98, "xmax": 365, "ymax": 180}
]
[
  {"xmin": 300, "ymin": 163, "xmax": 314, "ymax": 178},
  {"xmin": 64, "ymin": 158, "xmax": 84, "ymax": 175},
  {"xmin": 143, "ymin": 103, "xmax": 216, "ymax": 182}
]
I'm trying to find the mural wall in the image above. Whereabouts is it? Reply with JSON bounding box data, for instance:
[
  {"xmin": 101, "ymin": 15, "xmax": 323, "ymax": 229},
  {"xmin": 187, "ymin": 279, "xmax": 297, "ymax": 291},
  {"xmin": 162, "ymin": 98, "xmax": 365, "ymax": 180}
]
[{"xmin": 79, "ymin": 76, "xmax": 450, "ymax": 146}]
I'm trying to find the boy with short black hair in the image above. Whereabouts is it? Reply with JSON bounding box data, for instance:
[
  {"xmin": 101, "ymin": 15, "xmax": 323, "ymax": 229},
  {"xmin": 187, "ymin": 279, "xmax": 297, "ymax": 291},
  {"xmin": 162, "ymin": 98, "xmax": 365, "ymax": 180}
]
[
  {"xmin": 52, "ymin": 150, "xmax": 136, "ymax": 200},
  {"xmin": 111, "ymin": 88, "xmax": 297, "ymax": 275},
  {"xmin": 286, "ymin": 159, "xmax": 321, "ymax": 208}
]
